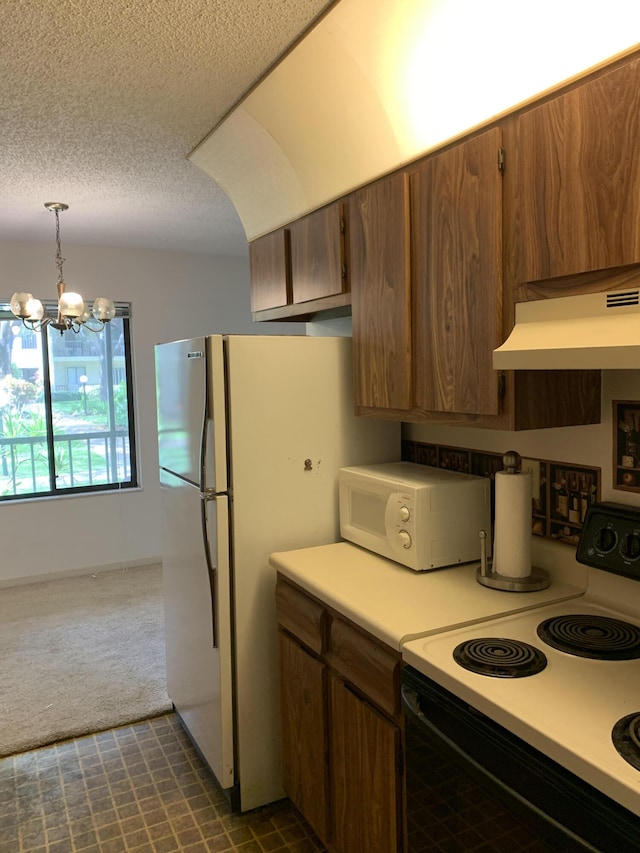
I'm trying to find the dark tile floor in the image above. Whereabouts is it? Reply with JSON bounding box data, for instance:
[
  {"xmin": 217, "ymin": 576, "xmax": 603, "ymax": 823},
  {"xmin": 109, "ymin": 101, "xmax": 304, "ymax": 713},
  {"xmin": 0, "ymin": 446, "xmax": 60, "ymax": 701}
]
[{"xmin": 0, "ymin": 714, "xmax": 326, "ymax": 853}]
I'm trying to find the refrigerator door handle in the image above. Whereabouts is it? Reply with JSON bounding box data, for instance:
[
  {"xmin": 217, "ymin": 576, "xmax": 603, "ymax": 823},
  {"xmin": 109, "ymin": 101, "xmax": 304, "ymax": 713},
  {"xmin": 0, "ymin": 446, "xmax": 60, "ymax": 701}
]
[
  {"xmin": 200, "ymin": 492, "xmax": 218, "ymax": 648},
  {"xmin": 199, "ymin": 398, "xmax": 209, "ymax": 492}
]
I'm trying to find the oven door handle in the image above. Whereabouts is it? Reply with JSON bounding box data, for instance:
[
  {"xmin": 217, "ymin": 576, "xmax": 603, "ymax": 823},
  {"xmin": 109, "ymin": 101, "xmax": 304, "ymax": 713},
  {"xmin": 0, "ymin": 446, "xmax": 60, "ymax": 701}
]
[
  {"xmin": 401, "ymin": 683, "xmax": 519, "ymax": 791},
  {"xmin": 401, "ymin": 683, "xmax": 598, "ymax": 852}
]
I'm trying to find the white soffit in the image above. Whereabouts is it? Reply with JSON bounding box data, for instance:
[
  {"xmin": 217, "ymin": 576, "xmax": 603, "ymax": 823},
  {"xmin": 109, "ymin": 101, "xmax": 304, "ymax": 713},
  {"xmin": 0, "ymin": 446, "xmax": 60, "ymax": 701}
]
[{"xmin": 190, "ymin": 0, "xmax": 640, "ymax": 242}]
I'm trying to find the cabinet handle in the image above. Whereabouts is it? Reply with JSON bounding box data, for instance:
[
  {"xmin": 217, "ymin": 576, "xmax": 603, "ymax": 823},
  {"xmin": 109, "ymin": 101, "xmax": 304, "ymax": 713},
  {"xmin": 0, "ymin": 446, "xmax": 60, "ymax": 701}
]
[{"xmin": 498, "ymin": 371, "xmax": 506, "ymax": 401}]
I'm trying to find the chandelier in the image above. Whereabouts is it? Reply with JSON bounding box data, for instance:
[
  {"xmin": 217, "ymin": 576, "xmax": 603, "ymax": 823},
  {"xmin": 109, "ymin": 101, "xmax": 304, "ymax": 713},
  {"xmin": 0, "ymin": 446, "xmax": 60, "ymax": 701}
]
[{"xmin": 10, "ymin": 202, "xmax": 116, "ymax": 334}]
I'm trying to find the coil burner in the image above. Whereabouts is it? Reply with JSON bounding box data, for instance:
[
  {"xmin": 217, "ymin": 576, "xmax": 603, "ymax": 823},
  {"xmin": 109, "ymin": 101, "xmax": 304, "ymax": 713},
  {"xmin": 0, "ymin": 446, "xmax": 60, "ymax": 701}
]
[
  {"xmin": 453, "ymin": 638, "xmax": 547, "ymax": 678},
  {"xmin": 537, "ymin": 615, "xmax": 640, "ymax": 660},
  {"xmin": 612, "ymin": 713, "xmax": 640, "ymax": 771}
]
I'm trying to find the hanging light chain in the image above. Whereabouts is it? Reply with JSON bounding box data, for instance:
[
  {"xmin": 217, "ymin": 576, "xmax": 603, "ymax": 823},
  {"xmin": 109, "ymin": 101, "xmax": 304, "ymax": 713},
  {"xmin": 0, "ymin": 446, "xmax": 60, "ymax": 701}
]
[{"xmin": 52, "ymin": 206, "xmax": 66, "ymax": 285}]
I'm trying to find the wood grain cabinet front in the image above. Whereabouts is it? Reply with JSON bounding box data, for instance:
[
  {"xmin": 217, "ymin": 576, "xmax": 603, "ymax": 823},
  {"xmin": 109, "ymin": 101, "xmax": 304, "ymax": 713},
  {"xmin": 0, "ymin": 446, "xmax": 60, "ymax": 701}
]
[
  {"xmin": 349, "ymin": 130, "xmax": 511, "ymax": 425},
  {"xmin": 248, "ymin": 228, "xmax": 291, "ymax": 313},
  {"xmin": 349, "ymin": 116, "xmax": 600, "ymax": 430},
  {"xmin": 278, "ymin": 631, "xmax": 330, "ymax": 844},
  {"xmin": 289, "ymin": 201, "xmax": 349, "ymax": 305},
  {"xmin": 249, "ymin": 201, "xmax": 351, "ymax": 322},
  {"xmin": 411, "ymin": 127, "xmax": 503, "ymax": 418},
  {"xmin": 276, "ymin": 576, "xmax": 403, "ymax": 853},
  {"xmin": 350, "ymin": 171, "xmax": 412, "ymax": 413},
  {"xmin": 515, "ymin": 55, "xmax": 640, "ymax": 294}
]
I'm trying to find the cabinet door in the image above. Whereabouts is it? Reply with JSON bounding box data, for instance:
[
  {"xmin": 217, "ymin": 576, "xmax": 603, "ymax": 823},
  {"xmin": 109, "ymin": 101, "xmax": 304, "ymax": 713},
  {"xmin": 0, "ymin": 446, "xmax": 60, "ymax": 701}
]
[
  {"xmin": 412, "ymin": 127, "xmax": 503, "ymax": 416},
  {"xmin": 518, "ymin": 57, "xmax": 640, "ymax": 283},
  {"xmin": 289, "ymin": 201, "xmax": 347, "ymax": 304},
  {"xmin": 330, "ymin": 674, "xmax": 402, "ymax": 853},
  {"xmin": 278, "ymin": 632, "xmax": 329, "ymax": 845},
  {"xmin": 249, "ymin": 228, "xmax": 291, "ymax": 312},
  {"xmin": 350, "ymin": 172, "xmax": 412, "ymax": 411}
]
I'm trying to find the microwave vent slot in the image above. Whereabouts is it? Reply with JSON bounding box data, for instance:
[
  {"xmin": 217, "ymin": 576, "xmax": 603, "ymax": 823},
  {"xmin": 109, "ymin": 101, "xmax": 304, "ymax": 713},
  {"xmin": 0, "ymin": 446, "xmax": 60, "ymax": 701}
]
[{"xmin": 606, "ymin": 290, "xmax": 640, "ymax": 308}]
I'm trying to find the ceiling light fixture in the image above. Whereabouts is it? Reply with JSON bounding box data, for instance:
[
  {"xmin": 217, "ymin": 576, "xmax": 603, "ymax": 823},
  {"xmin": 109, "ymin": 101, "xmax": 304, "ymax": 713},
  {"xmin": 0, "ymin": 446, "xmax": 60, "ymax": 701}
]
[{"xmin": 10, "ymin": 202, "xmax": 116, "ymax": 335}]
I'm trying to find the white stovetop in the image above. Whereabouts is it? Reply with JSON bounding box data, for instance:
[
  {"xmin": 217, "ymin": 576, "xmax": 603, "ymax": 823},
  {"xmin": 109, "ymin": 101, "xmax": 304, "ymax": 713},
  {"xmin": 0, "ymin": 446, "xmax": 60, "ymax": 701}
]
[
  {"xmin": 402, "ymin": 592, "xmax": 640, "ymax": 817},
  {"xmin": 269, "ymin": 541, "xmax": 586, "ymax": 650}
]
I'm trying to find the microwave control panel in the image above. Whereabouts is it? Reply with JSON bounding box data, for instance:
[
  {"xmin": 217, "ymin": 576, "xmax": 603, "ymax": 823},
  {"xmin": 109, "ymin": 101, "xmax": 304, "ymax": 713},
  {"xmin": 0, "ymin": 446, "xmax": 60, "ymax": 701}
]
[{"xmin": 387, "ymin": 492, "xmax": 416, "ymax": 550}]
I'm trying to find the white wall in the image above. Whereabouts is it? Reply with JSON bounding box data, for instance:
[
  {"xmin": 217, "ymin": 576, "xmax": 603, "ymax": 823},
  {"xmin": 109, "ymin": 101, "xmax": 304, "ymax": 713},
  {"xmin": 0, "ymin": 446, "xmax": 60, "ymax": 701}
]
[{"xmin": 0, "ymin": 241, "xmax": 304, "ymax": 585}]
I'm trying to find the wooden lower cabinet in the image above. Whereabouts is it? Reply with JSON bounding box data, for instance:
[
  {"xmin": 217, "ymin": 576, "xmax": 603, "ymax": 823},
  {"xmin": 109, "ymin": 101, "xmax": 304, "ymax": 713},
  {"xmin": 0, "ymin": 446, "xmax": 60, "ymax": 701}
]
[
  {"xmin": 330, "ymin": 674, "xmax": 402, "ymax": 853},
  {"xmin": 276, "ymin": 576, "xmax": 403, "ymax": 853},
  {"xmin": 279, "ymin": 632, "xmax": 329, "ymax": 843}
]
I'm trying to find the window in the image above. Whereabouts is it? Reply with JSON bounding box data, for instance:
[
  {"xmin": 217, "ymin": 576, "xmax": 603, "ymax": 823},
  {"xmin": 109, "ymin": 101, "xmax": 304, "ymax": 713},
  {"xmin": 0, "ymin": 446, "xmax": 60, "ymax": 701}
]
[{"xmin": 0, "ymin": 308, "xmax": 137, "ymax": 499}]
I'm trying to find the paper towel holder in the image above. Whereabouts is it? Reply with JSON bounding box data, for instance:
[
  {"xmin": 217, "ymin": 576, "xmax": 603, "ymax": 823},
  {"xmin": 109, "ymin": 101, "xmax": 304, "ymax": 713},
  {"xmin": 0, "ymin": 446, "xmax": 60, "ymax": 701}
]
[{"xmin": 476, "ymin": 451, "xmax": 551, "ymax": 592}]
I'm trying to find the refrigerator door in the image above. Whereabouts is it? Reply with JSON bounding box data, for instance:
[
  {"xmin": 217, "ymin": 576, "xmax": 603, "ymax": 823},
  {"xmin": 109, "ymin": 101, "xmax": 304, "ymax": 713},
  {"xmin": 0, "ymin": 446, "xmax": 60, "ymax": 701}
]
[
  {"xmin": 155, "ymin": 336, "xmax": 227, "ymax": 492},
  {"xmin": 160, "ymin": 468, "xmax": 234, "ymax": 790}
]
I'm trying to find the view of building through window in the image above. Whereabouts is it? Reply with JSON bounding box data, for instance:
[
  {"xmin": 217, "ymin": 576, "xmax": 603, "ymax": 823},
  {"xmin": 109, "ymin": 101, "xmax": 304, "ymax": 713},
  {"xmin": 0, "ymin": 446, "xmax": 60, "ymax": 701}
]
[{"xmin": 0, "ymin": 315, "xmax": 137, "ymax": 499}]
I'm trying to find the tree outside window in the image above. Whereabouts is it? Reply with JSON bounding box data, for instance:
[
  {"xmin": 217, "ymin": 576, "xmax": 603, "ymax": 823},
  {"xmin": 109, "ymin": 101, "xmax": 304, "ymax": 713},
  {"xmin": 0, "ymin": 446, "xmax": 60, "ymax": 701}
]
[{"xmin": 0, "ymin": 310, "xmax": 137, "ymax": 499}]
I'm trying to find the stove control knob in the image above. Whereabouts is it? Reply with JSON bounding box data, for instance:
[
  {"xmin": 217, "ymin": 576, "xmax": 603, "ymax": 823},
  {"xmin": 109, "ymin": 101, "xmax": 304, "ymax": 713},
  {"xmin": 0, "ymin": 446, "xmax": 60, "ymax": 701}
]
[
  {"xmin": 594, "ymin": 526, "xmax": 618, "ymax": 554},
  {"xmin": 397, "ymin": 530, "xmax": 412, "ymax": 549},
  {"xmin": 398, "ymin": 506, "xmax": 411, "ymax": 522},
  {"xmin": 620, "ymin": 532, "xmax": 640, "ymax": 561}
]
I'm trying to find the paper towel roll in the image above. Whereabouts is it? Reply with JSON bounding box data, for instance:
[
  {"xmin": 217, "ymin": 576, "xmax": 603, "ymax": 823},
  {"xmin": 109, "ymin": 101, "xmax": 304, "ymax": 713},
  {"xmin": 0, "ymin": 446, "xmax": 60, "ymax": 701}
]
[{"xmin": 492, "ymin": 469, "xmax": 532, "ymax": 579}]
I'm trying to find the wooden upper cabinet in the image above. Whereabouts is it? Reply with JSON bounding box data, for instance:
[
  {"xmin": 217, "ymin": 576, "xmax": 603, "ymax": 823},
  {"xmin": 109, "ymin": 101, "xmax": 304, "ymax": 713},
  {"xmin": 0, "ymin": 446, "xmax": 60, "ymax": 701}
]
[
  {"xmin": 517, "ymin": 57, "xmax": 640, "ymax": 284},
  {"xmin": 349, "ymin": 172, "xmax": 412, "ymax": 412},
  {"xmin": 289, "ymin": 201, "xmax": 348, "ymax": 304},
  {"xmin": 248, "ymin": 228, "xmax": 291, "ymax": 312},
  {"xmin": 411, "ymin": 127, "xmax": 503, "ymax": 416}
]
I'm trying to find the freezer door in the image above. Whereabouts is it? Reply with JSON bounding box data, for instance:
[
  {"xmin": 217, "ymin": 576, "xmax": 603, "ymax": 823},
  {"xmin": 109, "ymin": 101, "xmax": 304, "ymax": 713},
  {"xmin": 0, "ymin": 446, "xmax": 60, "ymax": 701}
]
[
  {"xmin": 155, "ymin": 335, "xmax": 227, "ymax": 492},
  {"xmin": 160, "ymin": 469, "xmax": 234, "ymax": 790}
]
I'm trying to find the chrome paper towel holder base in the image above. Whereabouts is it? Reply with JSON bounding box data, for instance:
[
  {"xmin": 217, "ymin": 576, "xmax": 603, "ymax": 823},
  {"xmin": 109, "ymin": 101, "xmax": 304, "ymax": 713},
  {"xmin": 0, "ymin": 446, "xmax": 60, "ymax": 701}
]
[
  {"xmin": 476, "ymin": 450, "xmax": 551, "ymax": 592},
  {"xmin": 476, "ymin": 529, "xmax": 551, "ymax": 591}
]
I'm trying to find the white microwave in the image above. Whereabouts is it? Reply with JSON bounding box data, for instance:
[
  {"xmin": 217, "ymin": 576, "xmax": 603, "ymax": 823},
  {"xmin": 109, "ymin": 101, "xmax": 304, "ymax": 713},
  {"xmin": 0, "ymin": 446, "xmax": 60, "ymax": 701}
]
[{"xmin": 339, "ymin": 461, "xmax": 492, "ymax": 571}]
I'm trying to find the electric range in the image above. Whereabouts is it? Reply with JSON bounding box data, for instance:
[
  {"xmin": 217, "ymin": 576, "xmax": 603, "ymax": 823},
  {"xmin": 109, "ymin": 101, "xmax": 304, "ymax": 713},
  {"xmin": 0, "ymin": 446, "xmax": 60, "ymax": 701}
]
[{"xmin": 402, "ymin": 502, "xmax": 640, "ymax": 850}]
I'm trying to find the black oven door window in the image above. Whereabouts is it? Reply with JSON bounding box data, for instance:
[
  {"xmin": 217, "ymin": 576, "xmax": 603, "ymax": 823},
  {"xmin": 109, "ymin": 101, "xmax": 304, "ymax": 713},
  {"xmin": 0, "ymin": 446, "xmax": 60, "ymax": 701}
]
[{"xmin": 402, "ymin": 666, "xmax": 640, "ymax": 853}]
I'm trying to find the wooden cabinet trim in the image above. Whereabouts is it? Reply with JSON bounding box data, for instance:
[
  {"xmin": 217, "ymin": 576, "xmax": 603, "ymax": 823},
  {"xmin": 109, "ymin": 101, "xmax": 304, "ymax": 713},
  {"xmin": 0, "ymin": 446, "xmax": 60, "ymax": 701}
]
[
  {"xmin": 327, "ymin": 616, "xmax": 400, "ymax": 719},
  {"xmin": 276, "ymin": 578, "xmax": 326, "ymax": 655}
]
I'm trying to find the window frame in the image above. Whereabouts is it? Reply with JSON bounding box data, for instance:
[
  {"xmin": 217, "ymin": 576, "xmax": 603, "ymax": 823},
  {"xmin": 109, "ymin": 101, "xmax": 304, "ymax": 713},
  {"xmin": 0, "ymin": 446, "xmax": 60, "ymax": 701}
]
[{"xmin": 0, "ymin": 303, "xmax": 138, "ymax": 501}]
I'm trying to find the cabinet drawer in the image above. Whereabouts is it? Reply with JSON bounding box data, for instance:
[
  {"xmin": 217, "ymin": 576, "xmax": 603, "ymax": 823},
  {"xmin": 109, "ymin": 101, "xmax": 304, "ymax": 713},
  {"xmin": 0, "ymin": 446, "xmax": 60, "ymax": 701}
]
[
  {"xmin": 328, "ymin": 618, "xmax": 400, "ymax": 718},
  {"xmin": 276, "ymin": 579, "xmax": 326, "ymax": 655}
]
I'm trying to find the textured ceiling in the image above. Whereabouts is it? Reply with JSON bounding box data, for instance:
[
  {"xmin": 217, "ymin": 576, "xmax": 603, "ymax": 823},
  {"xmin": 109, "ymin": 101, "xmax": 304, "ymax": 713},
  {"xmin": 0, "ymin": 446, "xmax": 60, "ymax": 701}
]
[{"xmin": 1, "ymin": 0, "xmax": 333, "ymax": 256}]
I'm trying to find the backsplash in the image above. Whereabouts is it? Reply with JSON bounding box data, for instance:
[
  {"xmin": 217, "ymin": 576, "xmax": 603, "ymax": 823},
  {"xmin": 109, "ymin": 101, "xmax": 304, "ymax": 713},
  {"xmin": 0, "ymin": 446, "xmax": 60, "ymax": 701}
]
[{"xmin": 402, "ymin": 439, "xmax": 601, "ymax": 548}]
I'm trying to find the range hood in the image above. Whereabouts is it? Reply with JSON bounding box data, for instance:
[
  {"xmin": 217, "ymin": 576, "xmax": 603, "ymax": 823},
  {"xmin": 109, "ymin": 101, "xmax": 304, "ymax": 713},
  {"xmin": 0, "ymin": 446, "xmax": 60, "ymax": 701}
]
[{"xmin": 494, "ymin": 290, "xmax": 640, "ymax": 370}]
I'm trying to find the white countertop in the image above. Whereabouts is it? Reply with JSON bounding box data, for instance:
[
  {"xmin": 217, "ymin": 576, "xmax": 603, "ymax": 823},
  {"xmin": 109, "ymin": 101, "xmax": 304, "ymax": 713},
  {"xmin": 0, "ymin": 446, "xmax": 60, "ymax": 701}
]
[{"xmin": 270, "ymin": 541, "xmax": 586, "ymax": 650}]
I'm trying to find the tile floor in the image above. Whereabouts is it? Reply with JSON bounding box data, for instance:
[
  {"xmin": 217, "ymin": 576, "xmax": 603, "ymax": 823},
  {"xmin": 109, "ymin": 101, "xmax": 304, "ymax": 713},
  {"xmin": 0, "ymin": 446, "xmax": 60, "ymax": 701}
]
[{"xmin": 0, "ymin": 714, "xmax": 326, "ymax": 853}]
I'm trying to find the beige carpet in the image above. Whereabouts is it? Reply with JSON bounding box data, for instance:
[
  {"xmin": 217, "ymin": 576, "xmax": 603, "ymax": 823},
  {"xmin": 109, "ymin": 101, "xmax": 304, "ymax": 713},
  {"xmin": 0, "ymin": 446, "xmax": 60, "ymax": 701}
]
[{"xmin": 0, "ymin": 564, "xmax": 172, "ymax": 756}]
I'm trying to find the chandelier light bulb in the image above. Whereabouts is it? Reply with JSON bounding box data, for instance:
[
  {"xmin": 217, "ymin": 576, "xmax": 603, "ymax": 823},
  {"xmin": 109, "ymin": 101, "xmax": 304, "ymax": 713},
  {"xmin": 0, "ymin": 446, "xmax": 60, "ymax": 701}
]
[
  {"xmin": 92, "ymin": 297, "xmax": 116, "ymax": 321},
  {"xmin": 58, "ymin": 291, "xmax": 85, "ymax": 318},
  {"xmin": 9, "ymin": 292, "xmax": 34, "ymax": 318},
  {"xmin": 25, "ymin": 298, "xmax": 45, "ymax": 320}
]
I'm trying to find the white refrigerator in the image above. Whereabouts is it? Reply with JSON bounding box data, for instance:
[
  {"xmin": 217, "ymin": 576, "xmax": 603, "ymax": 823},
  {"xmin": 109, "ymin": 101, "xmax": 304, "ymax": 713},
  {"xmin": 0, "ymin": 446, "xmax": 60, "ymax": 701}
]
[{"xmin": 154, "ymin": 334, "xmax": 399, "ymax": 812}]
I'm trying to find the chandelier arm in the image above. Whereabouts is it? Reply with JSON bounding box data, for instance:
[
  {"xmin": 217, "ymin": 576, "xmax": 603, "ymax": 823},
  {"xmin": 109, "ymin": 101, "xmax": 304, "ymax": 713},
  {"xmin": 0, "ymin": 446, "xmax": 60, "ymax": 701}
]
[{"xmin": 82, "ymin": 319, "xmax": 106, "ymax": 333}]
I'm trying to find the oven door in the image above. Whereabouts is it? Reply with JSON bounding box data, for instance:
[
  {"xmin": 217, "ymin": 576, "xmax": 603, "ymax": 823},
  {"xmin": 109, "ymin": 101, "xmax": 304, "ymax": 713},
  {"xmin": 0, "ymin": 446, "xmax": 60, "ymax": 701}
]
[{"xmin": 401, "ymin": 666, "xmax": 639, "ymax": 853}]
